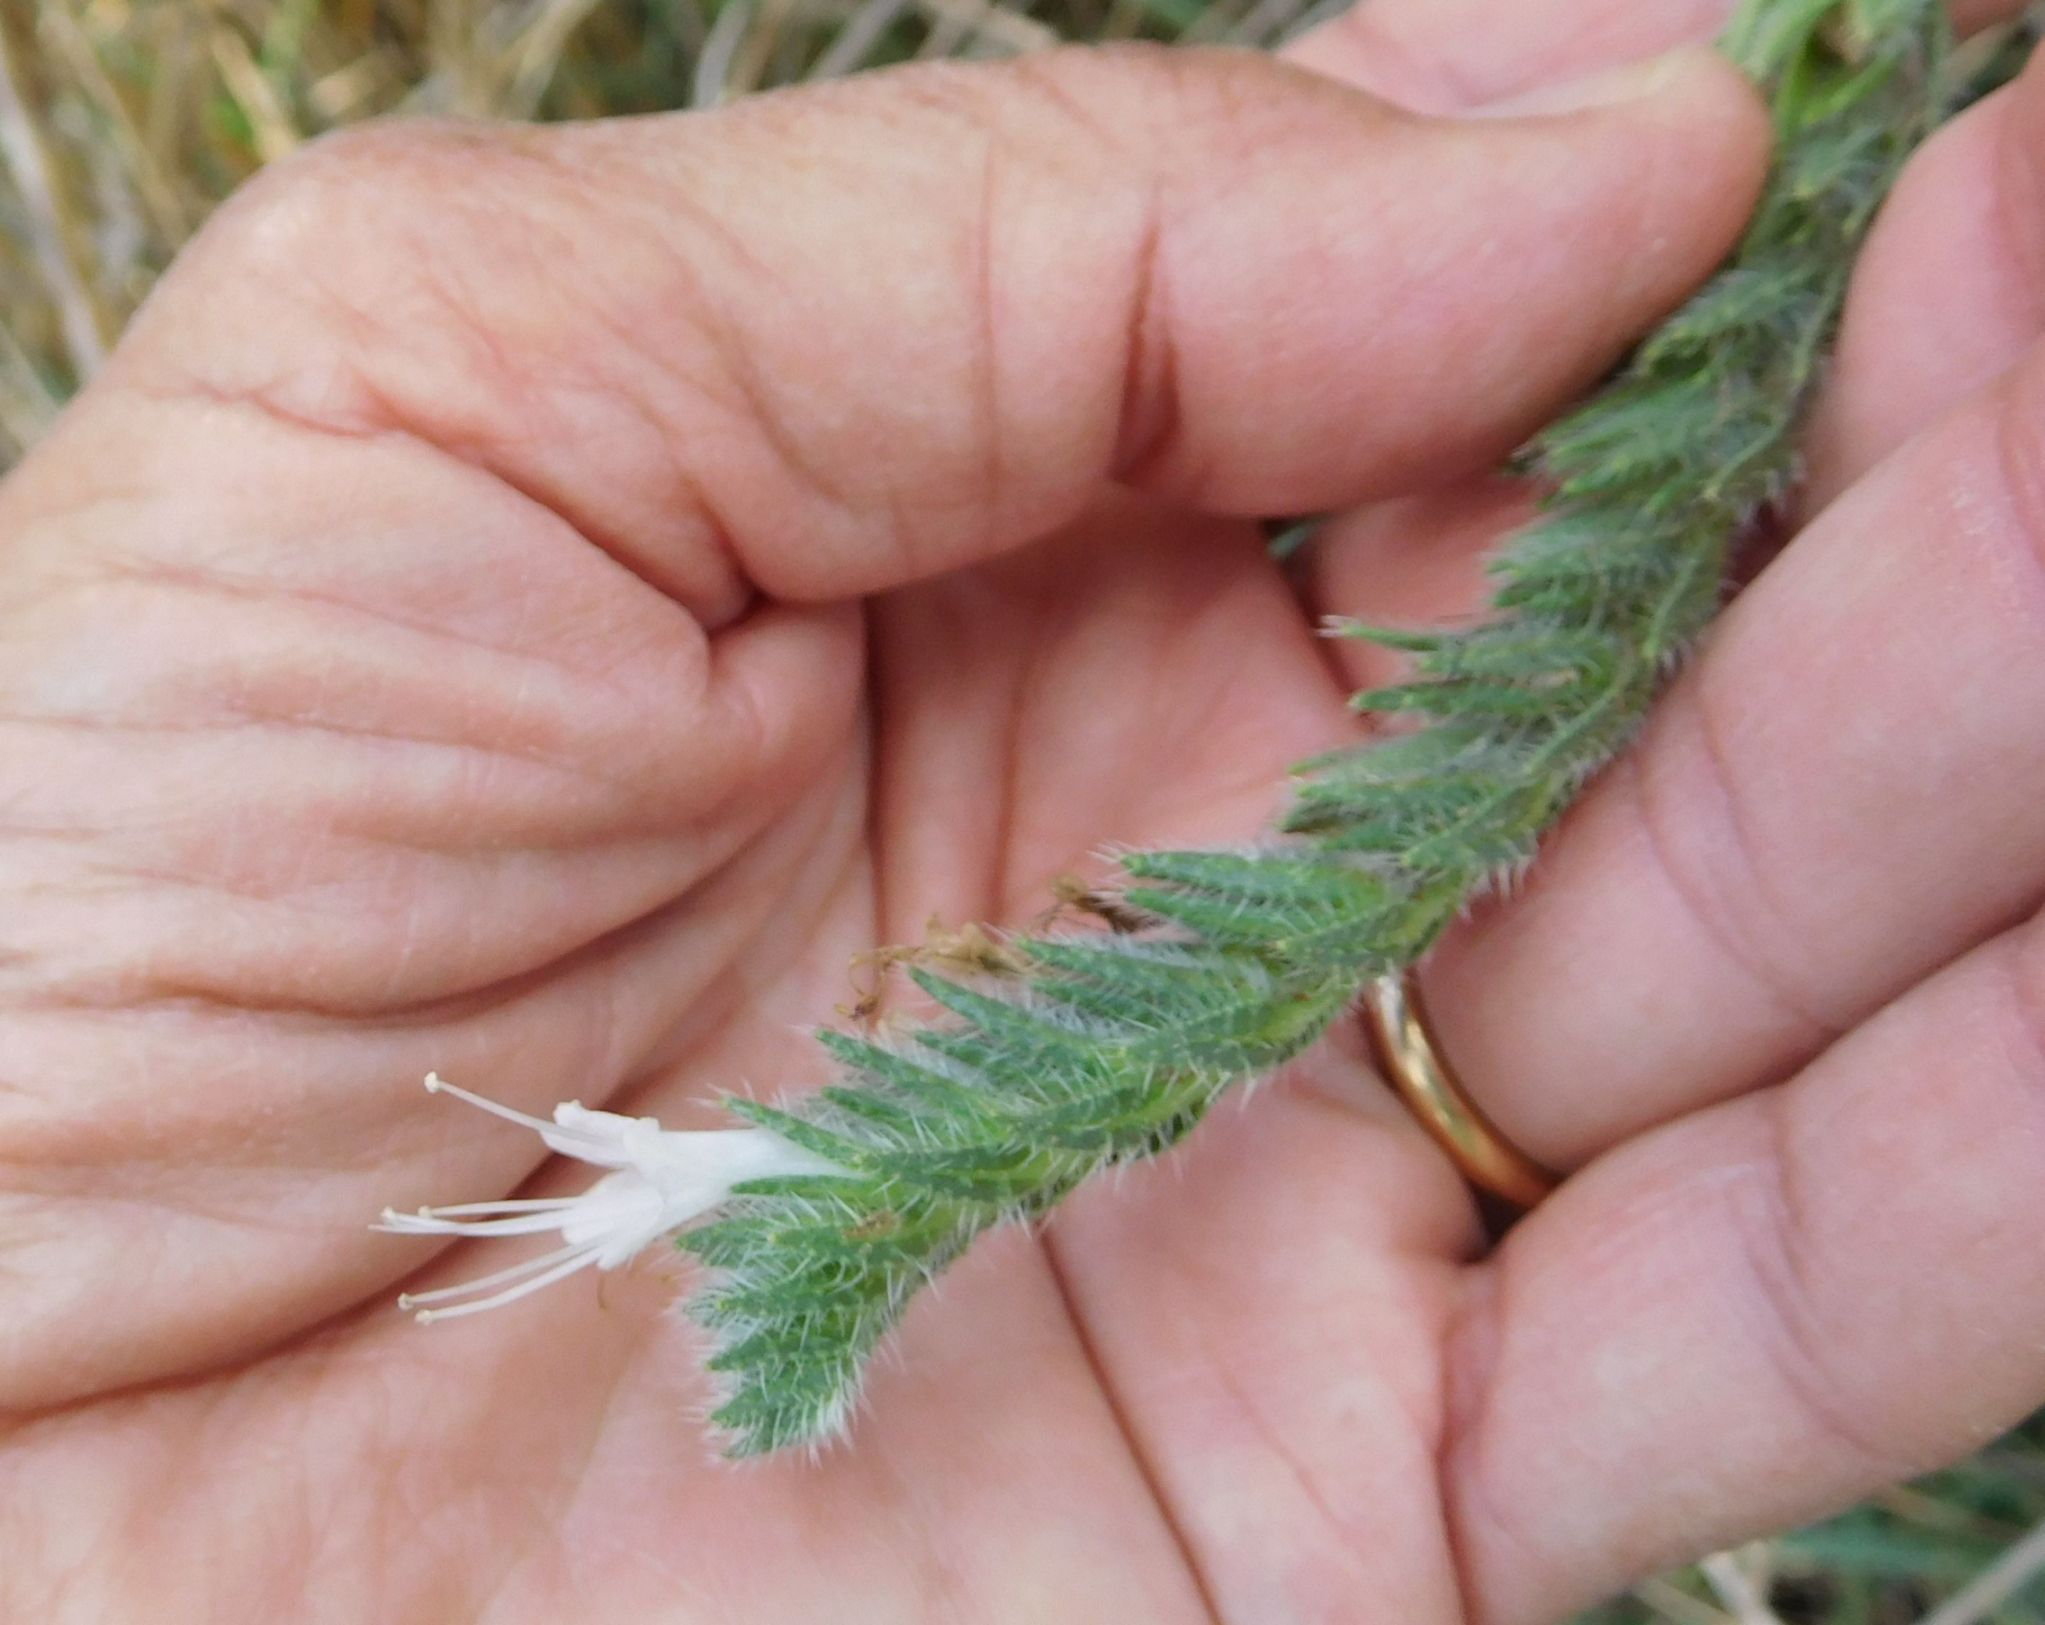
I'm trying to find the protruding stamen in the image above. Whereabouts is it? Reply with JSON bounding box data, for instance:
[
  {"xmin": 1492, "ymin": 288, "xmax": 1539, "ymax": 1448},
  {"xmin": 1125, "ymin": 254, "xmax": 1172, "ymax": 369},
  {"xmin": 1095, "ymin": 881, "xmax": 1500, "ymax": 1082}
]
[
  {"xmin": 420, "ymin": 1074, "xmax": 625, "ymax": 1163},
  {"xmin": 412, "ymin": 1246, "xmax": 599, "ymax": 1323},
  {"xmin": 396, "ymin": 1241, "xmax": 587, "ymax": 1312},
  {"xmin": 377, "ymin": 1204, "xmax": 580, "ymax": 1239},
  {"xmin": 420, "ymin": 1073, "xmax": 557, "ymax": 1134},
  {"xmin": 397, "ymin": 1198, "xmax": 583, "ymax": 1218}
]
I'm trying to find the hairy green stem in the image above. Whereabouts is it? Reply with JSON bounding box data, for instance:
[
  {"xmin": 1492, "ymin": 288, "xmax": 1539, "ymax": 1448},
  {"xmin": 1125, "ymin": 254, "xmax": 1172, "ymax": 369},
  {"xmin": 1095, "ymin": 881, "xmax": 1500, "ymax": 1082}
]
[{"xmin": 684, "ymin": 0, "xmax": 1959, "ymax": 1456}]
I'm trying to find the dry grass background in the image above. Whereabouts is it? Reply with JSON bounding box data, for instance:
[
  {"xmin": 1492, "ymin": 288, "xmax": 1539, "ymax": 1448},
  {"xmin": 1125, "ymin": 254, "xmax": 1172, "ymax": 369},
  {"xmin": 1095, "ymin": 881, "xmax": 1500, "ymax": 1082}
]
[{"xmin": 0, "ymin": 3, "xmax": 2042, "ymax": 1621}]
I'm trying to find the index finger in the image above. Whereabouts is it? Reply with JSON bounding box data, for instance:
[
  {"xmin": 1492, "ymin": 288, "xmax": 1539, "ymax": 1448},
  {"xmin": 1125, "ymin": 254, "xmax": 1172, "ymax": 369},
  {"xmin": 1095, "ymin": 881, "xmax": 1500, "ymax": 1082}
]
[
  {"xmin": 1286, "ymin": 0, "xmax": 2028, "ymax": 110},
  {"xmin": 46, "ymin": 45, "xmax": 1770, "ymax": 614}
]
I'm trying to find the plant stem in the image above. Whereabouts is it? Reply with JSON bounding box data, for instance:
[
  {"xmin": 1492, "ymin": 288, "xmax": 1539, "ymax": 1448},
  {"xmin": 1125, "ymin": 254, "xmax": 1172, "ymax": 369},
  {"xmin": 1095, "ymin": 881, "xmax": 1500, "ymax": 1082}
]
[{"xmin": 682, "ymin": 0, "xmax": 1961, "ymax": 1457}]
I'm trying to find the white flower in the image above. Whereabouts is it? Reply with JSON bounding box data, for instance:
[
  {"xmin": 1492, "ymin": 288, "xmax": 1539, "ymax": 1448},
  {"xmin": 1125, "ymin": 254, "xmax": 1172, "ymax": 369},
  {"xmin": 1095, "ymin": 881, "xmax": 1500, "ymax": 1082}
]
[{"xmin": 376, "ymin": 1074, "xmax": 843, "ymax": 1323}]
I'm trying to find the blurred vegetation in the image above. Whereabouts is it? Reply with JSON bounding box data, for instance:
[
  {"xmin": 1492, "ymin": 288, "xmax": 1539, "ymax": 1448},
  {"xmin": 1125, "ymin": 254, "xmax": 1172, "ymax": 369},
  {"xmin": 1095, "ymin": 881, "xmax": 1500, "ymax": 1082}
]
[{"xmin": 0, "ymin": 2, "xmax": 2041, "ymax": 1620}]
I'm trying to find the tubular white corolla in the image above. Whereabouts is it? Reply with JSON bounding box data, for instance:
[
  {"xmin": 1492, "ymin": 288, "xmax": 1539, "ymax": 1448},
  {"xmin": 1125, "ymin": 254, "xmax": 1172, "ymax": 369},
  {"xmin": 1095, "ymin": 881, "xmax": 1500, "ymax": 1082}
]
[{"xmin": 376, "ymin": 1075, "xmax": 843, "ymax": 1322}]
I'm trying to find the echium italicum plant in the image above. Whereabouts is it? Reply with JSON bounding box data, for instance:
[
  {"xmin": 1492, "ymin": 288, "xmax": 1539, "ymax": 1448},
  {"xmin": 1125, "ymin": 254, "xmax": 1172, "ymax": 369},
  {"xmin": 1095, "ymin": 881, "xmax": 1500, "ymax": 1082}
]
[{"xmin": 380, "ymin": 0, "xmax": 1974, "ymax": 1455}]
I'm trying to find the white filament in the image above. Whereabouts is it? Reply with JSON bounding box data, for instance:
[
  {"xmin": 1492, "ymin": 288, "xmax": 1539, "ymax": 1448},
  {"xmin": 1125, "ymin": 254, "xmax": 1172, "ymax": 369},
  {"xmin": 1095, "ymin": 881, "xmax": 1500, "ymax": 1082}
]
[{"xmin": 377, "ymin": 1075, "xmax": 843, "ymax": 1322}]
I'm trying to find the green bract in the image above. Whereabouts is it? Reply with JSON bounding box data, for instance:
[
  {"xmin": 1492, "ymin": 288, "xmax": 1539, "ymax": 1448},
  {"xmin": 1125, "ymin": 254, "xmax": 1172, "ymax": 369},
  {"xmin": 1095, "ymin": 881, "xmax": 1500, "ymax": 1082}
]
[{"xmin": 683, "ymin": 0, "xmax": 1956, "ymax": 1457}]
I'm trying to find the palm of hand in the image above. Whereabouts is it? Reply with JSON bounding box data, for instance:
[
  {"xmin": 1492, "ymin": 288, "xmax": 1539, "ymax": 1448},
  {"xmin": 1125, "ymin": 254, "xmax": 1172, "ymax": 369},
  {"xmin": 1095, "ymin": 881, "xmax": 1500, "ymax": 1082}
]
[{"xmin": 0, "ymin": 381, "xmax": 1476, "ymax": 1615}]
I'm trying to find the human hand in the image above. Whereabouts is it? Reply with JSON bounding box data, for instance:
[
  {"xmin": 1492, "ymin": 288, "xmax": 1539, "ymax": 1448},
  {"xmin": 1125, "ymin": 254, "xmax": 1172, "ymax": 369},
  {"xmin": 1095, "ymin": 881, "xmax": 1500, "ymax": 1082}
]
[
  {"xmin": 1286, "ymin": 0, "xmax": 2045, "ymax": 1618},
  {"xmin": 0, "ymin": 7, "xmax": 1992, "ymax": 1621}
]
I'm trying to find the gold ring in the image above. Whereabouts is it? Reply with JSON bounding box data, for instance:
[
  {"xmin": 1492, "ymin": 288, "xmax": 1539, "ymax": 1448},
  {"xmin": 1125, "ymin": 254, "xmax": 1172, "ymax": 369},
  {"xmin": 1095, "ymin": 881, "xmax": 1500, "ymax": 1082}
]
[{"xmin": 1359, "ymin": 971, "xmax": 1558, "ymax": 1211}]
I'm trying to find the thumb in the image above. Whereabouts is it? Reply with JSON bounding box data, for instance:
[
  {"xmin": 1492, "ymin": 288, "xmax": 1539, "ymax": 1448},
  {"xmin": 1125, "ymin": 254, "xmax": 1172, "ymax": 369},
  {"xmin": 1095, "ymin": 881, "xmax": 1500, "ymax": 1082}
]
[{"xmin": 73, "ymin": 43, "xmax": 1768, "ymax": 612}]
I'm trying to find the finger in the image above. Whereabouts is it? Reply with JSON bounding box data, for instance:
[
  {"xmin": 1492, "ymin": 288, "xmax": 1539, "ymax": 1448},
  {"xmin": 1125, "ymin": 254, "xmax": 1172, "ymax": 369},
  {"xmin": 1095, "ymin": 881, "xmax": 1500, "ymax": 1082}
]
[
  {"xmin": 1287, "ymin": 38, "xmax": 2045, "ymax": 1171},
  {"xmin": 1277, "ymin": 2, "xmax": 1737, "ymax": 697},
  {"xmin": 1286, "ymin": 0, "xmax": 1729, "ymax": 111},
  {"xmin": 52, "ymin": 45, "xmax": 1770, "ymax": 615},
  {"xmin": 1410, "ymin": 324, "xmax": 2045, "ymax": 1168},
  {"xmin": 1290, "ymin": 9, "xmax": 2038, "ymax": 686},
  {"xmin": 1285, "ymin": 0, "xmax": 2028, "ymax": 110},
  {"xmin": 1285, "ymin": 0, "xmax": 2041, "ymax": 627},
  {"xmin": 1040, "ymin": 1026, "xmax": 1486, "ymax": 1623},
  {"xmin": 1804, "ymin": 53, "xmax": 2045, "ymax": 508},
  {"xmin": 1439, "ymin": 910, "xmax": 2045, "ymax": 1624},
  {"xmin": 1287, "ymin": 0, "xmax": 2039, "ymax": 635}
]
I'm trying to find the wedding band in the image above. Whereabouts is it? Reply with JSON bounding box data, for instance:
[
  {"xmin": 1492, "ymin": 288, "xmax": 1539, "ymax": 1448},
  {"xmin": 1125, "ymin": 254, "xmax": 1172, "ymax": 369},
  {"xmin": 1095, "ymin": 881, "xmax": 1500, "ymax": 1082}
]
[{"xmin": 1359, "ymin": 972, "xmax": 1558, "ymax": 1211}]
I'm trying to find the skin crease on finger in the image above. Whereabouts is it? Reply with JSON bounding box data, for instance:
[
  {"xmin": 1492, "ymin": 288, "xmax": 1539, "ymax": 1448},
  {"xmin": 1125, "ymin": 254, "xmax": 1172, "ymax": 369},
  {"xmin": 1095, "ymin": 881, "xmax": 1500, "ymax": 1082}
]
[{"xmin": 0, "ymin": 29, "xmax": 1786, "ymax": 1625}]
